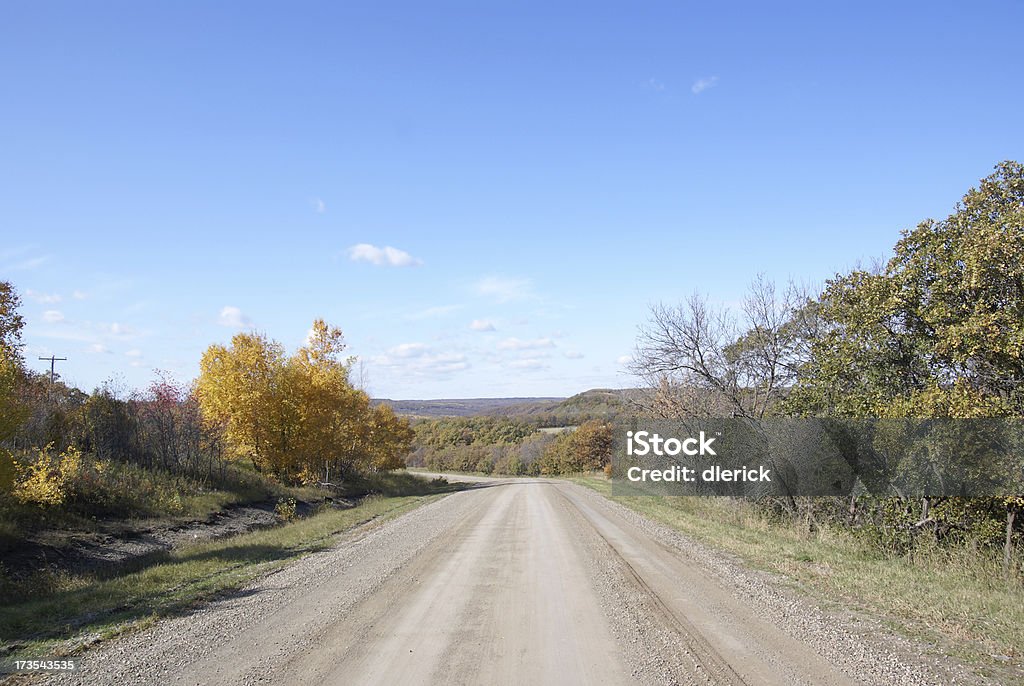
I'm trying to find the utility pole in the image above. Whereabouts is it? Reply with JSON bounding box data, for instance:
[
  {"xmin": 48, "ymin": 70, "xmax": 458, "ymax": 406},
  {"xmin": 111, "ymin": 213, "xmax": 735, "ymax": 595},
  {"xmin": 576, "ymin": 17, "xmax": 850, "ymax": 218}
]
[{"xmin": 38, "ymin": 355, "xmax": 67, "ymax": 401}]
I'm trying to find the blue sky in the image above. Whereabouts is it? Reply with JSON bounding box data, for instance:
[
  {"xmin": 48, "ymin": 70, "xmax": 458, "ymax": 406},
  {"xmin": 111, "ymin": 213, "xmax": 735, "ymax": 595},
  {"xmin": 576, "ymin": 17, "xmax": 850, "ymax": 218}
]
[{"xmin": 2, "ymin": 1, "xmax": 1022, "ymax": 398}]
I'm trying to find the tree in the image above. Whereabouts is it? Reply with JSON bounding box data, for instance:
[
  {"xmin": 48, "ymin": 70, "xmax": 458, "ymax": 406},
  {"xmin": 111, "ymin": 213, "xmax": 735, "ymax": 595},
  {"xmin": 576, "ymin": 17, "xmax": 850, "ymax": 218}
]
[
  {"xmin": 568, "ymin": 420, "xmax": 614, "ymax": 471},
  {"xmin": 631, "ymin": 277, "xmax": 812, "ymax": 419},
  {"xmin": 785, "ymin": 161, "xmax": 1024, "ymax": 419},
  {"xmin": 196, "ymin": 331, "xmax": 291, "ymax": 474},
  {"xmin": 0, "ymin": 282, "xmax": 27, "ymax": 447},
  {"xmin": 781, "ymin": 162, "xmax": 1024, "ymax": 563},
  {"xmin": 196, "ymin": 320, "xmax": 415, "ymax": 483}
]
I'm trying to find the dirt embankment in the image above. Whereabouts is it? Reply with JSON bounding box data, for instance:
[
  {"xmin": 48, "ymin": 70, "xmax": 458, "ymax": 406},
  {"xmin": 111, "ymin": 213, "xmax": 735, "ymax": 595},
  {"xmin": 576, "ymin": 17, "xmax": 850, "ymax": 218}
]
[{"xmin": 2, "ymin": 497, "xmax": 337, "ymax": 582}]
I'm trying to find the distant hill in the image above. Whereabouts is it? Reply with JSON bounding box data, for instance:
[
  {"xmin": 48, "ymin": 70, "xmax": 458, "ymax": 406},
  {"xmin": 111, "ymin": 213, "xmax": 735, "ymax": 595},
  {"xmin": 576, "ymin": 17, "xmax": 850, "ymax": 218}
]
[
  {"xmin": 371, "ymin": 397, "xmax": 565, "ymax": 418},
  {"xmin": 374, "ymin": 388, "xmax": 642, "ymax": 423}
]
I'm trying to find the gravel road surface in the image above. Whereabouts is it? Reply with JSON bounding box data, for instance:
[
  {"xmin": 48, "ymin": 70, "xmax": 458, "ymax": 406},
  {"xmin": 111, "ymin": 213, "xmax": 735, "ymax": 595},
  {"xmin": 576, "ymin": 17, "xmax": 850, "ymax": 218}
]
[{"xmin": 45, "ymin": 477, "xmax": 987, "ymax": 685}]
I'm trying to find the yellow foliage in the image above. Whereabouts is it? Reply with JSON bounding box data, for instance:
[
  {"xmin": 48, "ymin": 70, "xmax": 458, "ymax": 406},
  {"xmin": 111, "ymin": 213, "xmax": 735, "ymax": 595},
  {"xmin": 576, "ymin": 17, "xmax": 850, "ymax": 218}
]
[
  {"xmin": 196, "ymin": 319, "xmax": 415, "ymax": 482},
  {"xmin": 13, "ymin": 446, "xmax": 82, "ymax": 507}
]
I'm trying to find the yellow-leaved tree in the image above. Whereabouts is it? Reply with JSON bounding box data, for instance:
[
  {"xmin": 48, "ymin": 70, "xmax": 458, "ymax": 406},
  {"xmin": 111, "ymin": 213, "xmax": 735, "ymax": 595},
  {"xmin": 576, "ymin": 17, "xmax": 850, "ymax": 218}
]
[
  {"xmin": 196, "ymin": 332, "xmax": 295, "ymax": 475},
  {"xmin": 196, "ymin": 320, "xmax": 414, "ymax": 483}
]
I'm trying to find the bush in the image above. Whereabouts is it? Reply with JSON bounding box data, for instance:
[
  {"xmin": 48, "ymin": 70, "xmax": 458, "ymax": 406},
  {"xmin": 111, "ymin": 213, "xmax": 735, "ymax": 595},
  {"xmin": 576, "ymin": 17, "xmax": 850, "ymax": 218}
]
[
  {"xmin": 275, "ymin": 497, "xmax": 297, "ymax": 522},
  {"xmin": 12, "ymin": 445, "xmax": 81, "ymax": 507}
]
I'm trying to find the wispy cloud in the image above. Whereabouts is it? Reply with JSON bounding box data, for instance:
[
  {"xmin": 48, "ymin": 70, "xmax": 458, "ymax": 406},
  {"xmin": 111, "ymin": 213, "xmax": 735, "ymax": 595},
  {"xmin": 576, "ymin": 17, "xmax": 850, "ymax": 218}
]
[
  {"xmin": 616, "ymin": 355, "xmax": 632, "ymax": 366},
  {"xmin": 475, "ymin": 276, "xmax": 533, "ymax": 303},
  {"xmin": 372, "ymin": 343, "xmax": 469, "ymax": 377},
  {"xmin": 88, "ymin": 343, "xmax": 111, "ymax": 354},
  {"xmin": 3, "ymin": 255, "xmax": 49, "ymax": 271},
  {"xmin": 347, "ymin": 243, "xmax": 423, "ymax": 268},
  {"xmin": 25, "ymin": 289, "xmax": 62, "ymax": 304},
  {"xmin": 564, "ymin": 350, "xmax": 584, "ymax": 359},
  {"xmin": 72, "ymin": 290, "xmax": 88, "ymax": 300},
  {"xmin": 109, "ymin": 322, "xmax": 135, "ymax": 337},
  {"xmin": 407, "ymin": 304, "xmax": 462, "ymax": 320},
  {"xmin": 508, "ymin": 358, "xmax": 549, "ymax": 370},
  {"xmin": 497, "ymin": 337, "xmax": 555, "ymax": 351},
  {"xmin": 125, "ymin": 349, "xmax": 143, "ymax": 358},
  {"xmin": 218, "ymin": 306, "xmax": 252, "ymax": 329},
  {"xmin": 644, "ymin": 77, "xmax": 666, "ymax": 91},
  {"xmin": 691, "ymin": 76, "xmax": 719, "ymax": 94},
  {"xmin": 314, "ymin": 197, "xmax": 326, "ymax": 214},
  {"xmin": 42, "ymin": 310, "xmax": 65, "ymax": 323},
  {"xmin": 469, "ymin": 319, "xmax": 496, "ymax": 332}
]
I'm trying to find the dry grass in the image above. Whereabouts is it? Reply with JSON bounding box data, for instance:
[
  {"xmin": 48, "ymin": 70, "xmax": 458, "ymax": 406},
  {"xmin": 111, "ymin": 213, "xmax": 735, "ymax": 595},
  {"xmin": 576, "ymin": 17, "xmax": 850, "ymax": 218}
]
[{"xmin": 575, "ymin": 476, "xmax": 1023, "ymax": 679}]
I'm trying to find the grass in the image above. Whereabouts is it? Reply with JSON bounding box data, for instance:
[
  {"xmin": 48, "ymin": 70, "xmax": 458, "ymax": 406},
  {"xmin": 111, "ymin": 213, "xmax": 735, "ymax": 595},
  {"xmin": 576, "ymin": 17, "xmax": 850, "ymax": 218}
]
[
  {"xmin": 0, "ymin": 472, "xmax": 464, "ymax": 659},
  {"xmin": 574, "ymin": 476, "xmax": 1024, "ymax": 682}
]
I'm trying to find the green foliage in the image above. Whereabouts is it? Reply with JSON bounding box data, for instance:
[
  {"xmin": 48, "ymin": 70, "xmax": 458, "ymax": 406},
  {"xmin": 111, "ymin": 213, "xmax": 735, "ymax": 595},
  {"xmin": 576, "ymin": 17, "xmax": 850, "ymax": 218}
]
[
  {"xmin": 785, "ymin": 161, "xmax": 1024, "ymax": 419},
  {"xmin": 629, "ymin": 162, "xmax": 1024, "ymax": 565},
  {"xmin": 413, "ymin": 416, "xmax": 535, "ymax": 449},
  {"xmin": 413, "ymin": 420, "xmax": 612, "ymax": 477}
]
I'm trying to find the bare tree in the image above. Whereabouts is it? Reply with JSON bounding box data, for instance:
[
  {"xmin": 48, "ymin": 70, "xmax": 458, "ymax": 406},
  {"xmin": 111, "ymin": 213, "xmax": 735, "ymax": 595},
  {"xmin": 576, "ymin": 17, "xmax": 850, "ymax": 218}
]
[{"xmin": 630, "ymin": 276, "xmax": 816, "ymax": 420}]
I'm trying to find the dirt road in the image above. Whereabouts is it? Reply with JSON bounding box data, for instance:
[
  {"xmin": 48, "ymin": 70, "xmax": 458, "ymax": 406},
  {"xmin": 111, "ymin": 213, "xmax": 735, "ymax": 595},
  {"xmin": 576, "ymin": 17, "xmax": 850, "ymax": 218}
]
[{"xmin": 47, "ymin": 478, "xmax": 981, "ymax": 685}]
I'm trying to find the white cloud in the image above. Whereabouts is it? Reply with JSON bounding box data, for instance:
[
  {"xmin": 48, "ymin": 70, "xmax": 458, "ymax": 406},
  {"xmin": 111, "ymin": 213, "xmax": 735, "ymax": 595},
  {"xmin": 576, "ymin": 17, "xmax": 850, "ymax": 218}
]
[
  {"xmin": 88, "ymin": 343, "xmax": 111, "ymax": 354},
  {"xmin": 347, "ymin": 243, "xmax": 423, "ymax": 267},
  {"xmin": 497, "ymin": 337, "xmax": 555, "ymax": 351},
  {"xmin": 25, "ymin": 289, "xmax": 62, "ymax": 304},
  {"xmin": 72, "ymin": 290, "xmax": 88, "ymax": 300},
  {"xmin": 616, "ymin": 355, "xmax": 632, "ymax": 366},
  {"xmin": 470, "ymin": 319, "xmax": 496, "ymax": 332},
  {"xmin": 389, "ymin": 342, "xmax": 428, "ymax": 358},
  {"xmin": 645, "ymin": 77, "xmax": 666, "ymax": 91},
  {"xmin": 218, "ymin": 306, "xmax": 252, "ymax": 329},
  {"xmin": 564, "ymin": 350, "xmax": 584, "ymax": 359},
  {"xmin": 474, "ymin": 276, "xmax": 533, "ymax": 303},
  {"xmin": 691, "ymin": 76, "xmax": 719, "ymax": 94},
  {"xmin": 314, "ymin": 197, "xmax": 326, "ymax": 213},
  {"xmin": 42, "ymin": 310, "xmax": 65, "ymax": 323},
  {"xmin": 125, "ymin": 349, "xmax": 143, "ymax": 358}
]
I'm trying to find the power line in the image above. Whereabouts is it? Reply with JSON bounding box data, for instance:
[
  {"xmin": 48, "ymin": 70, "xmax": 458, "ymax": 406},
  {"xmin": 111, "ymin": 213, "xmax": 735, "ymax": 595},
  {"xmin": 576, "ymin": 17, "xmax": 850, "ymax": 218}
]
[{"xmin": 38, "ymin": 355, "xmax": 67, "ymax": 401}]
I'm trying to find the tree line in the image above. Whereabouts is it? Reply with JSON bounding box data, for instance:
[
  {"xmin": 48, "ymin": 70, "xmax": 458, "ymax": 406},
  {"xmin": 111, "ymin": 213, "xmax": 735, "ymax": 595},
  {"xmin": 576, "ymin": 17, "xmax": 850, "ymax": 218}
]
[
  {"xmin": 407, "ymin": 416, "xmax": 613, "ymax": 476},
  {"xmin": 630, "ymin": 161, "xmax": 1024, "ymax": 570},
  {"xmin": 0, "ymin": 294, "xmax": 413, "ymax": 518}
]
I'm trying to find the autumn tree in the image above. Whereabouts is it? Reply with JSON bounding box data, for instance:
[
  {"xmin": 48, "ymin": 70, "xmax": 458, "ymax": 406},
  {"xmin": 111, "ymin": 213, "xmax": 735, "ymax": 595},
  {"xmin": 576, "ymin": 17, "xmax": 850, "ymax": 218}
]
[
  {"xmin": 196, "ymin": 320, "xmax": 414, "ymax": 483},
  {"xmin": 196, "ymin": 331, "xmax": 291, "ymax": 474},
  {"xmin": 0, "ymin": 282, "xmax": 27, "ymax": 447}
]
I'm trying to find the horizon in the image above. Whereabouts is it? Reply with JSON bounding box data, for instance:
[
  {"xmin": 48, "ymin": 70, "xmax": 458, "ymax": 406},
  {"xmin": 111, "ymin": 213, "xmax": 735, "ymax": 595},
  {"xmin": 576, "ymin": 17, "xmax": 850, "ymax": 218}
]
[{"xmin": 4, "ymin": 1, "xmax": 1023, "ymax": 398}]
